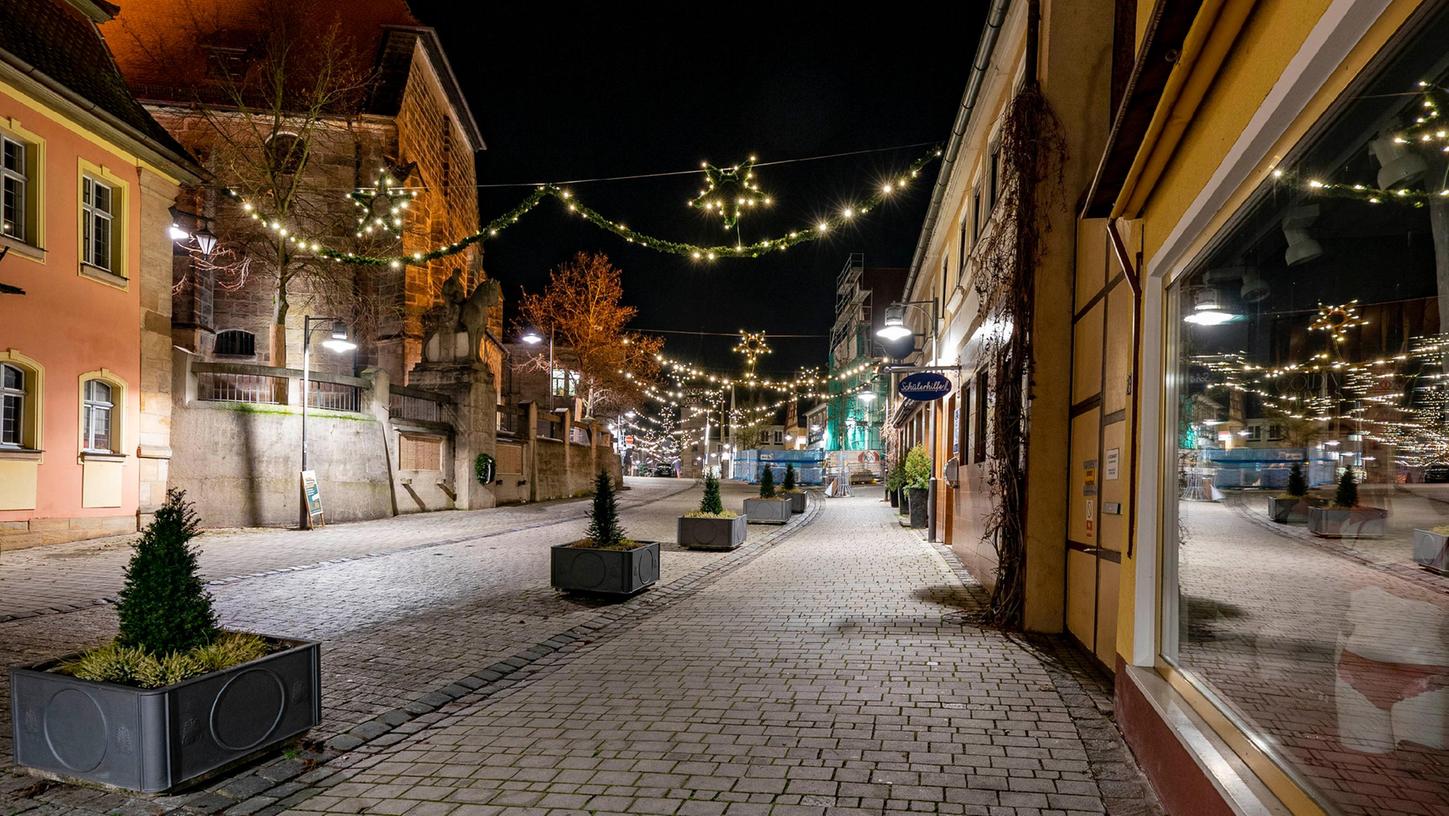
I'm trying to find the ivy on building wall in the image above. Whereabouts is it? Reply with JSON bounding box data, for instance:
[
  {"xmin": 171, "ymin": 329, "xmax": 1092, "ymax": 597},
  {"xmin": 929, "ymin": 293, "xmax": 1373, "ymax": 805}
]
[{"xmin": 971, "ymin": 82, "xmax": 1067, "ymax": 629}]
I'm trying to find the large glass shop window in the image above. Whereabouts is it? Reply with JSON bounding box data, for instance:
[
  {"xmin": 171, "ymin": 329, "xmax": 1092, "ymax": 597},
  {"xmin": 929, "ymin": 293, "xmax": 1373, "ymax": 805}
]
[{"xmin": 1164, "ymin": 12, "xmax": 1449, "ymax": 816}]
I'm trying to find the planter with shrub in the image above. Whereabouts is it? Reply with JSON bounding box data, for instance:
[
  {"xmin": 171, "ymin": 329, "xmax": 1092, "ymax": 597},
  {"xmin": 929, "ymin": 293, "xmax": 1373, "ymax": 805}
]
[
  {"xmin": 1308, "ymin": 469, "xmax": 1387, "ymax": 538},
  {"xmin": 1268, "ymin": 462, "xmax": 1313, "ymax": 524},
  {"xmin": 552, "ymin": 472, "xmax": 659, "ymax": 594},
  {"xmin": 678, "ymin": 473, "xmax": 747, "ymax": 550},
  {"xmin": 904, "ymin": 444, "xmax": 931, "ymax": 529},
  {"xmin": 1412, "ymin": 525, "xmax": 1449, "ymax": 574},
  {"xmin": 9, "ymin": 490, "xmax": 320, "ymax": 793},
  {"xmin": 743, "ymin": 465, "xmax": 792, "ymax": 524},
  {"xmin": 779, "ymin": 463, "xmax": 806, "ymax": 513}
]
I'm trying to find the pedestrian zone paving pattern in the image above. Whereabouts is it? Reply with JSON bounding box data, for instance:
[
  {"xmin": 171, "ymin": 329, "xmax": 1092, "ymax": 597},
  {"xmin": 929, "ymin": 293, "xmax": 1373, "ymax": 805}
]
[{"xmin": 0, "ymin": 483, "xmax": 1159, "ymax": 816}]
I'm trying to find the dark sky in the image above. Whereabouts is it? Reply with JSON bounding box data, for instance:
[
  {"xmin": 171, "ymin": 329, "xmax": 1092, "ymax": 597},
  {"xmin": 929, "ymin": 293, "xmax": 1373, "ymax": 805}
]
[{"xmin": 406, "ymin": 4, "xmax": 982, "ymax": 376}]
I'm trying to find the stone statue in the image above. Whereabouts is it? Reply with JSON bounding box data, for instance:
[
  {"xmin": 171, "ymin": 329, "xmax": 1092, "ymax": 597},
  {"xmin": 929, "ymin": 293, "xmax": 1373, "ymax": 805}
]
[{"xmin": 425, "ymin": 270, "xmax": 501, "ymax": 363}]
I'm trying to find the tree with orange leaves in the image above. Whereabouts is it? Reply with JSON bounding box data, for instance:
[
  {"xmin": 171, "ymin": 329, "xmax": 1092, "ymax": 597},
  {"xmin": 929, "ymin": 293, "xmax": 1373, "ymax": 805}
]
[{"xmin": 518, "ymin": 252, "xmax": 662, "ymax": 417}]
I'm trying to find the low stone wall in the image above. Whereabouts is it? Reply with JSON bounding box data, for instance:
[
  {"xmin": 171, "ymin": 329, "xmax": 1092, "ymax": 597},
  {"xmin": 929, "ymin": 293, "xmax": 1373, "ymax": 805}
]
[{"xmin": 171, "ymin": 401, "xmax": 392, "ymax": 528}]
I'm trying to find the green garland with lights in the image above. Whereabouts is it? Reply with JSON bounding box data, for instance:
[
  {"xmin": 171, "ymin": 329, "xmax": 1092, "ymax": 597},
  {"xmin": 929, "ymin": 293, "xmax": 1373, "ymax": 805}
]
[{"xmin": 225, "ymin": 145, "xmax": 943, "ymax": 268}]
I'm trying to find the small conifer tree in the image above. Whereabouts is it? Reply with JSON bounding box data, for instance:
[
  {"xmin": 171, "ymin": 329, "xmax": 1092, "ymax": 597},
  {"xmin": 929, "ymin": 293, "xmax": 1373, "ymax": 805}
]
[
  {"xmin": 759, "ymin": 465, "xmax": 777, "ymax": 498},
  {"xmin": 1287, "ymin": 462, "xmax": 1307, "ymax": 498},
  {"xmin": 783, "ymin": 462, "xmax": 797, "ymax": 491},
  {"xmin": 586, "ymin": 471, "xmax": 626, "ymax": 546},
  {"xmin": 1334, "ymin": 467, "xmax": 1359, "ymax": 508},
  {"xmin": 700, "ymin": 472, "xmax": 725, "ymax": 515},
  {"xmin": 116, "ymin": 489, "xmax": 217, "ymax": 654}
]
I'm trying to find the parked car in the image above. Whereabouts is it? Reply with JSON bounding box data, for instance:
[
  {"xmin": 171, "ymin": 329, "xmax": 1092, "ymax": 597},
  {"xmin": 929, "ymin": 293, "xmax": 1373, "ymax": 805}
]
[
  {"xmin": 1425, "ymin": 463, "xmax": 1449, "ymax": 483},
  {"xmin": 654, "ymin": 464, "xmax": 676, "ymax": 477}
]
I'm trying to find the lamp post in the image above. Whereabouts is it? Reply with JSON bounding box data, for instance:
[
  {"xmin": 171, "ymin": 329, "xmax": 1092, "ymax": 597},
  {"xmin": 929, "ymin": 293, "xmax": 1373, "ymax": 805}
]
[
  {"xmin": 299, "ymin": 315, "xmax": 355, "ymax": 529},
  {"xmin": 520, "ymin": 325, "xmax": 556, "ymax": 408}
]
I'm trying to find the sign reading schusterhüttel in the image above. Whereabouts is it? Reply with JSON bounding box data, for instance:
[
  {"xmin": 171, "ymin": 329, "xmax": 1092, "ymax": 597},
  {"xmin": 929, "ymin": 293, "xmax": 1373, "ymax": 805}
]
[{"xmin": 897, "ymin": 371, "xmax": 953, "ymax": 401}]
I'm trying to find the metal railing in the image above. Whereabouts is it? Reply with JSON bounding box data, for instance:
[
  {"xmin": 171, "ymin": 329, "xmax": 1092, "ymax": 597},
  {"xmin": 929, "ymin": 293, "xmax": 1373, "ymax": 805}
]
[
  {"xmin": 308, "ymin": 380, "xmax": 361, "ymax": 412},
  {"xmin": 197, "ymin": 371, "xmax": 285, "ymax": 404},
  {"xmin": 389, "ymin": 387, "xmax": 449, "ymax": 423}
]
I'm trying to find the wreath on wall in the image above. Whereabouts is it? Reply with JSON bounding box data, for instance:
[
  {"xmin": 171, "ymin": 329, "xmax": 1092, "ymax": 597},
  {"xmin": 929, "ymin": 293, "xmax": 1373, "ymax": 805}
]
[{"xmin": 474, "ymin": 453, "xmax": 495, "ymax": 485}]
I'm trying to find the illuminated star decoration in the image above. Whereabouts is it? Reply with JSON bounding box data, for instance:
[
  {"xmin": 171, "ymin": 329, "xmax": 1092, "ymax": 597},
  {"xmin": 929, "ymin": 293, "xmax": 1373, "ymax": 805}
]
[
  {"xmin": 733, "ymin": 330, "xmax": 772, "ymax": 379},
  {"xmin": 689, "ymin": 156, "xmax": 772, "ymax": 230},
  {"xmin": 349, "ymin": 164, "xmax": 418, "ymax": 238},
  {"xmin": 1309, "ymin": 300, "xmax": 1369, "ymax": 344}
]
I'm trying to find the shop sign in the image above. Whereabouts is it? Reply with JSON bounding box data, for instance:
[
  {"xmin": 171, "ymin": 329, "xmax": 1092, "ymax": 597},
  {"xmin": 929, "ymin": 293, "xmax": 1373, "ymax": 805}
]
[{"xmin": 897, "ymin": 371, "xmax": 952, "ymax": 401}]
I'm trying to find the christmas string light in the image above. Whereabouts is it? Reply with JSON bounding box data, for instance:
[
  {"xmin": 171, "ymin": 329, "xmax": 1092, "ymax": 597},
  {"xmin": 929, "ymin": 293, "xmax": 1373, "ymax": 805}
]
[{"xmin": 223, "ymin": 145, "xmax": 943, "ymax": 267}]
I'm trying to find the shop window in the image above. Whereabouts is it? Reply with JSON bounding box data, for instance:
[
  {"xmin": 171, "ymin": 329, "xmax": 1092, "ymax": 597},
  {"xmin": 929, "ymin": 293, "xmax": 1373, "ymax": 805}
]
[
  {"xmin": 81, "ymin": 378, "xmax": 115, "ymax": 452},
  {"xmin": 1162, "ymin": 12, "xmax": 1449, "ymax": 814},
  {"xmin": 215, "ymin": 329, "xmax": 256, "ymax": 357}
]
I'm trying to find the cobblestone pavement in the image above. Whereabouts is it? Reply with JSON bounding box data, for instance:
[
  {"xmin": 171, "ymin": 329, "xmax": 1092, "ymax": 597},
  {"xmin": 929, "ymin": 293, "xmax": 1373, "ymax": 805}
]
[
  {"xmin": 0, "ymin": 477, "xmax": 766, "ymax": 815},
  {"xmin": 274, "ymin": 490, "xmax": 1159, "ymax": 816}
]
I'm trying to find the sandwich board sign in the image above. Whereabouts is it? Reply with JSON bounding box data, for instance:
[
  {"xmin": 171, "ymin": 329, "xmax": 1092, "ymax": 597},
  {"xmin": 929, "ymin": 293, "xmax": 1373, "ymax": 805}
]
[{"xmin": 300, "ymin": 470, "xmax": 324, "ymax": 528}]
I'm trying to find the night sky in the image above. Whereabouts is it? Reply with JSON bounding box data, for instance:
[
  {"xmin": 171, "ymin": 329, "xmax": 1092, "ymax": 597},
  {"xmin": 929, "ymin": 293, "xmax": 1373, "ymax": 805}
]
[{"xmin": 406, "ymin": 5, "xmax": 983, "ymax": 376}]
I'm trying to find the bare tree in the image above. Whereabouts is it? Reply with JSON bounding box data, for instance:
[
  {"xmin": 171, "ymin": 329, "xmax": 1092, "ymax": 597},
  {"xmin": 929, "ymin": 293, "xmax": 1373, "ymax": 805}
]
[{"xmin": 114, "ymin": 0, "xmax": 397, "ymax": 366}]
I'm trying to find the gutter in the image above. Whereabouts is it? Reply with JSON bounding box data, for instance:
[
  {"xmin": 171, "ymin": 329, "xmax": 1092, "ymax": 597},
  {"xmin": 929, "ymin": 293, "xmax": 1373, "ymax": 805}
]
[
  {"xmin": 902, "ymin": 0, "xmax": 1012, "ymax": 306},
  {"xmin": 0, "ymin": 53, "xmax": 203, "ymax": 184}
]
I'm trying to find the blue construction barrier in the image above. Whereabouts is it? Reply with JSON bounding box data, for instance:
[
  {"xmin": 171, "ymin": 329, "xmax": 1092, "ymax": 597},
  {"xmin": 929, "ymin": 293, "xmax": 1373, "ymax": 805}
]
[{"xmin": 731, "ymin": 449, "xmax": 826, "ymax": 485}]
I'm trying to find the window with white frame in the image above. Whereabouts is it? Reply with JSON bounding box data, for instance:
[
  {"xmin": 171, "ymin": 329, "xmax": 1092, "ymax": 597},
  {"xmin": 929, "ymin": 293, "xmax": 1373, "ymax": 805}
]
[
  {"xmin": 82, "ymin": 176, "xmax": 115, "ymax": 272},
  {"xmin": 550, "ymin": 367, "xmax": 579, "ymax": 397},
  {"xmin": 82, "ymin": 379, "xmax": 114, "ymax": 452},
  {"xmin": 1, "ymin": 363, "xmax": 24, "ymax": 447},
  {"xmin": 2, "ymin": 135, "xmax": 29, "ymax": 242}
]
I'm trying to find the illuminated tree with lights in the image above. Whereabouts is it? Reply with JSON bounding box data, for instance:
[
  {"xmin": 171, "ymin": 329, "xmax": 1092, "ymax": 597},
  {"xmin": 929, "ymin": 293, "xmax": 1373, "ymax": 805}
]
[{"xmin": 518, "ymin": 252, "xmax": 663, "ymax": 417}]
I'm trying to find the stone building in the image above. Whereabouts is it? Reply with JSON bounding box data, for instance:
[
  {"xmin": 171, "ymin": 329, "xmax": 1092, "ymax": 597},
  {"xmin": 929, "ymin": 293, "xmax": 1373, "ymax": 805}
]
[{"xmin": 101, "ymin": 0, "xmax": 489, "ymax": 386}]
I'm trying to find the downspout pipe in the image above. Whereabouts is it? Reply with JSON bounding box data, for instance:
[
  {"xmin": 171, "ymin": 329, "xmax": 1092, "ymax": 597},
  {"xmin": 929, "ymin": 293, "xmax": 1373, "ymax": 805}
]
[{"xmin": 902, "ymin": 0, "xmax": 1012, "ymax": 305}]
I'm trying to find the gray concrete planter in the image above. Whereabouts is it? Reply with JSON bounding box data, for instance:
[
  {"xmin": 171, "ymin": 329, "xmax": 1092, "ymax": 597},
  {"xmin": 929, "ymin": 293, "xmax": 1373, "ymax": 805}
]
[
  {"xmin": 888, "ymin": 489, "xmax": 899, "ymax": 508},
  {"xmin": 907, "ymin": 487, "xmax": 929, "ymax": 529},
  {"xmin": 743, "ymin": 497, "xmax": 792, "ymax": 524},
  {"xmin": 10, "ymin": 637, "xmax": 320, "ymax": 793},
  {"xmin": 1307, "ymin": 506, "xmax": 1388, "ymax": 538},
  {"xmin": 551, "ymin": 540, "xmax": 660, "ymax": 595},
  {"xmin": 1267, "ymin": 496, "xmax": 1310, "ymax": 524},
  {"xmin": 677, "ymin": 515, "xmax": 747, "ymax": 550},
  {"xmin": 785, "ymin": 491, "xmax": 806, "ymax": 513},
  {"xmin": 1412, "ymin": 529, "xmax": 1449, "ymax": 574}
]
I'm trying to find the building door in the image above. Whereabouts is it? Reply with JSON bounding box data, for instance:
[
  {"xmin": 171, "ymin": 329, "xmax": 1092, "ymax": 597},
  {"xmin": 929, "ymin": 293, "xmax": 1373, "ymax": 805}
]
[{"xmin": 1064, "ymin": 220, "xmax": 1134, "ymax": 669}]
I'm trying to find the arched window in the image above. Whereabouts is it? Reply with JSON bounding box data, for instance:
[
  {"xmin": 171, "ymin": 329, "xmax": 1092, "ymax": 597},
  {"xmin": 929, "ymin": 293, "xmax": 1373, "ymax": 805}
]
[
  {"xmin": 1, "ymin": 363, "xmax": 25, "ymax": 447},
  {"xmin": 215, "ymin": 329, "xmax": 256, "ymax": 357},
  {"xmin": 82, "ymin": 378, "xmax": 115, "ymax": 452}
]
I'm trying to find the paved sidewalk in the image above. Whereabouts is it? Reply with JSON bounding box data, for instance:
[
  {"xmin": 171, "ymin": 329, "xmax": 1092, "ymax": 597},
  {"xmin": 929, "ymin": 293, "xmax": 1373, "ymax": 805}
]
[{"xmin": 279, "ymin": 491, "xmax": 1159, "ymax": 816}]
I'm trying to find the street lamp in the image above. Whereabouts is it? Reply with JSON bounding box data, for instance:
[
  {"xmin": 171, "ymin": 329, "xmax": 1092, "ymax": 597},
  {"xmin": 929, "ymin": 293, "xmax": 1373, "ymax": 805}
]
[
  {"xmin": 300, "ymin": 315, "xmax": 355, "ymax": 528},
  {"xmin": 875, "ymin": 300, "xmax": 938, "ymax": 341}
]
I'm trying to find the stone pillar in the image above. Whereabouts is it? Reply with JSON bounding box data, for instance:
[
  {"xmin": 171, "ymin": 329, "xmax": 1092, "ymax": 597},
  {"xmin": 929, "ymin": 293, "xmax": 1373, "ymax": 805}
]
[
  {"xmin": 523, "ymin": 401, "xmax": 539, "ymax": 503},
  {"xmin": 407, "ymin": 331, "xmax": 497, "ymax": 510},
  {"xmin": 137, "ymin": 170, "xmax": 181, "ymax": 526},
  {"xmin": 362, "ymin": 367, "xmax": 399, "ymax": 517}
]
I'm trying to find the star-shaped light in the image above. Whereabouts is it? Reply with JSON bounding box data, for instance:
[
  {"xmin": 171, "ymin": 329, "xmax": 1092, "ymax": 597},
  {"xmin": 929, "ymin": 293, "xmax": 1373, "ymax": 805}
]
[
  {"xmin": 689, "ymin": 156, "xmax": 772, "ymax": 230},
  {"xmin": 1309, "ymin": 300, "xmax": 1368, "ymax": 344},
  {"xmin": 733, "ymin": 330, "xmax": 772, "ymax": 378},
  {"xmin": 349, "ymin": 165, "xmax": 418, "ymax": 238}
]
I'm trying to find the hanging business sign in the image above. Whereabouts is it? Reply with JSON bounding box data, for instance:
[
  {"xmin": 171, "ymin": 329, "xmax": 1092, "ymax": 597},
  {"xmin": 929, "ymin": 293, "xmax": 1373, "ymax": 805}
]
[{"xmin": 897, "ymin": 371, "xmax": 953, "ymax": 402}]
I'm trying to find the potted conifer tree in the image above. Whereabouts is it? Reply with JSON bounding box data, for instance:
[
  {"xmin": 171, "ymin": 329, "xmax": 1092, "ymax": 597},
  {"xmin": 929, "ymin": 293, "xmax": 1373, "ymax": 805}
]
[
  {"xmin": 1268, "ymin": 461, "xmax": 1312, "ymax": 524},
  {"xmin": 9, "ymin": 490, "xmax": 320, "ymax": 793},
  {"xmin": 1308, "ymin": 468, "xmax": 1387, "ymax": 538},
  {"xmin": 780, "ymin": 462, "xmax": 806, "ymax": 513},
  {"xmin": 743, "ymin": 464, "xmax": 792, "ymax": 524},
  {"xmin": 552, "ymin": 471, "xmax": 660, "ymax": 594},
  {"xmin": 678, "ymin": 472, "xmax": 747, "ymax": 550},
  {"xmin": 886, "ymin": 459, "xmax": 904, "ymax": 508},
  {"xmin": 904, "ymin": 444, "xmax": 932, "ymax": 529}
]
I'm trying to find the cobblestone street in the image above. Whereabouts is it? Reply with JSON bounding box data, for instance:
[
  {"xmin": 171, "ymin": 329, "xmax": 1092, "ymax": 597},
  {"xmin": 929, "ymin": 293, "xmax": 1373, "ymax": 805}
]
[{"xmin": 0, "ymin": 484, "xmax": 1157, "ymax": 816}]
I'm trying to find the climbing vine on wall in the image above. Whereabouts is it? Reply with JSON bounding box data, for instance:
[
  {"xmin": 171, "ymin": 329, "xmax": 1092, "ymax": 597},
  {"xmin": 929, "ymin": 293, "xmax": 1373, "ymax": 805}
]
[{"xmin": 971, "ymin": 82, "xmax": 1067, "ymax": 629}]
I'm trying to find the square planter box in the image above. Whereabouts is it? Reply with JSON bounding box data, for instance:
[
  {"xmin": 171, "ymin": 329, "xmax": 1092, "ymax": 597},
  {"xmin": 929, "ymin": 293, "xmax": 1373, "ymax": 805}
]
[
  {"xmin": 1307, "ymin": 506, "xmax": 1388, "ymax": 539},
  {"xmin": 677, "ymin": 515, "xmax": 747, "ymax": 550},
  {"xmin": 551, "ymin": 540, "xmax": 660, "ymax": 595},
  {"xmin": 907, "ymin": 487, "xmax": 929, "ymax": 529},
  {"xmin": 10, "ymin": 636, "xmax": 320, "ymax": 793},
  {"xmin": 743, "ymin": 497, "xmax": 792, "ymax": 524},
  {"xmin": 1412, "ymin": 529, "xmax": 1449, "ymax": 574},
  {"xmin": 785, "ymin": 491, "xmax": 806, "ymax": 513},
  {"xmin": 1267, "ymin": 496, "xmax": 1310, "ymax": 524}
]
